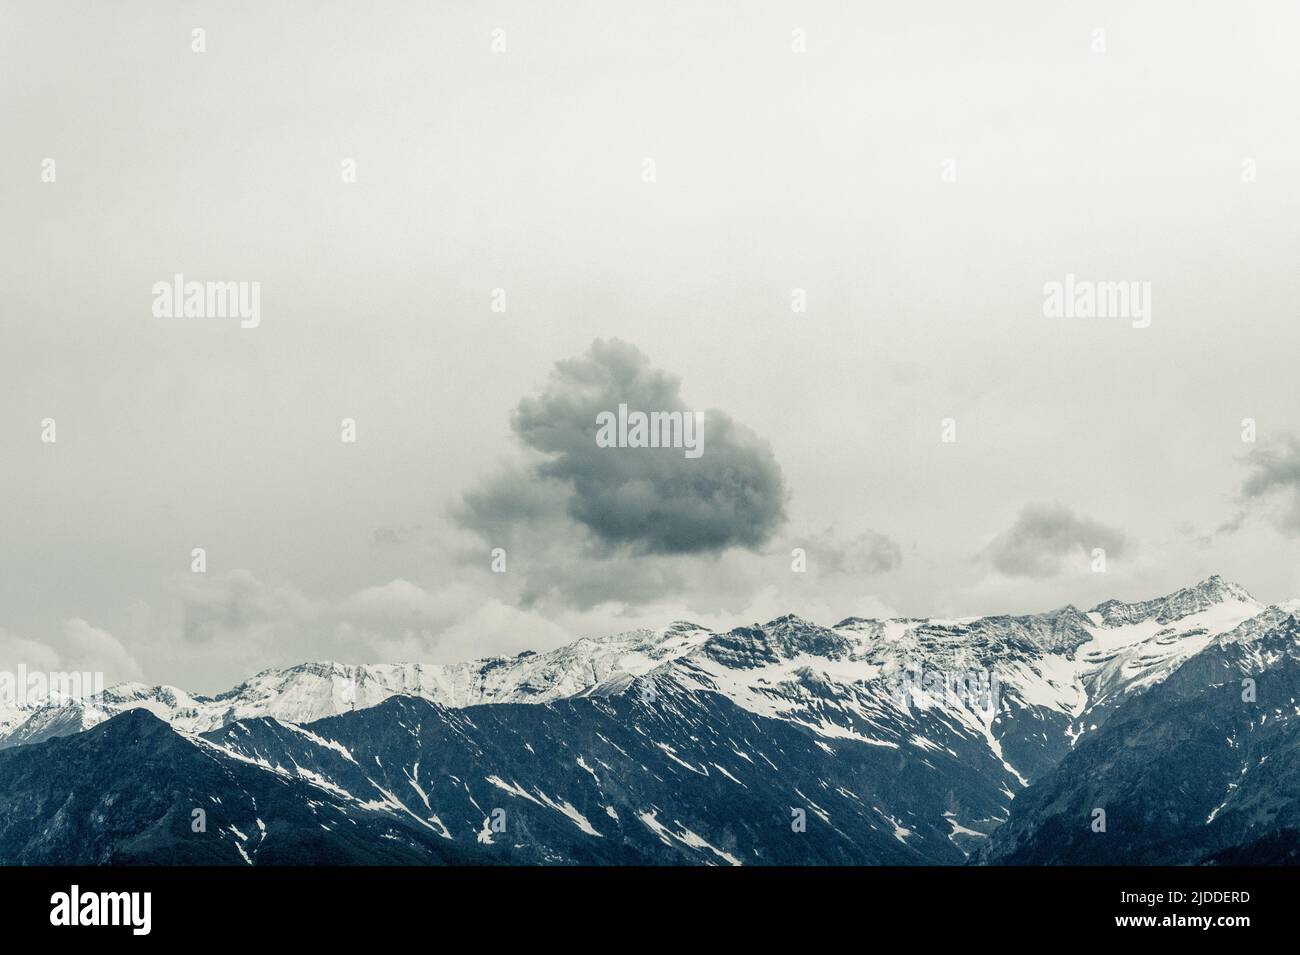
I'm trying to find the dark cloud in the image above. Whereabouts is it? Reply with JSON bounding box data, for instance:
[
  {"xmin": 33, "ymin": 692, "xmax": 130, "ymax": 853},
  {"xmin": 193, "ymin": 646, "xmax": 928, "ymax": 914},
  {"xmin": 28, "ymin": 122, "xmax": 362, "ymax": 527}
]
[
  {"xmin": 453, "ymin": 471, "xmax": 693, "ymax": 611},
  {"xmin": 1236, "ymin": 436, "xmax": 1300, "ymax": 535},
  {"xmin": 457, "ymin": 339, "xmax": 787, "ymax": 557},
  {"xmin": 984, "ymin": 504, "xmax": 1127, "ymax": 578},
  {"xmin": 455, "ymin": 471, "xmax": 575, "ymax": 549}
]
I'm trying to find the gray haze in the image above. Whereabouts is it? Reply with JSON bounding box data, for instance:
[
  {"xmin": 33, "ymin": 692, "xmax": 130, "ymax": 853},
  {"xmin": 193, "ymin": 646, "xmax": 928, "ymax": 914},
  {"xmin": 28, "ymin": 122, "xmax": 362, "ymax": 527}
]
[{"xmin": 2, "ymin": 2, "xmax": 1300, "ymax": 692}]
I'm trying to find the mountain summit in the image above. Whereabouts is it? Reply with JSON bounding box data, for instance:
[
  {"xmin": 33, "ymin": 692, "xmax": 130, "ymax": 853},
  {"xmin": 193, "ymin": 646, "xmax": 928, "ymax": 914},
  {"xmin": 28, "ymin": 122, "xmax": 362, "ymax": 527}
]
[{"xmin": 0, "ymin": 577, "xmax": 1294, "ymax": 865}]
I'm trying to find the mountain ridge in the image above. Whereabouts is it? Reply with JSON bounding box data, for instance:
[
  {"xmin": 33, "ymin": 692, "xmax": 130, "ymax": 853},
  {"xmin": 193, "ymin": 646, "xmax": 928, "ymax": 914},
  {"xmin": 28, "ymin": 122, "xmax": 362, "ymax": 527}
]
[
  {"xmin": 2, "ymin": 575, "xmax": 1298, "ymax": 865},
  {"xmin": 0, "ymin": 575, "xmax": 1275, "ymax": 752}
]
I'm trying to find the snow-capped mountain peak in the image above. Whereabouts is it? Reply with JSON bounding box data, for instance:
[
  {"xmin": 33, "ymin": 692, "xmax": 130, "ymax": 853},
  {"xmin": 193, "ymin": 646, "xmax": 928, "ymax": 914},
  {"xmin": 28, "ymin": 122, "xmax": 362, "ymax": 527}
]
[
  {"xmin": 1089, "ymin": 574, "xmax": 1257, "ymax": 627},
  {"xmin": 5, "ymin": 577, "xmax": 1300, "ymax": 868},
  {"xmin": 0, "ymin": 577, "xmax": 1275, "ymax": 769}
]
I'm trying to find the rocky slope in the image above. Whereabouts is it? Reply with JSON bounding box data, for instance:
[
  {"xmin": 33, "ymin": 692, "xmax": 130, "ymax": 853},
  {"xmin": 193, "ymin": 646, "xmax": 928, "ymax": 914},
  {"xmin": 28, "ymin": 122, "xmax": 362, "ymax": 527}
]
[
  {"xmin": 0, "ymin": 576, "xmax": 1293, "ymax": 864},
  {"xmin": 978, "ymin": 606, "xmax": 1300, "ymax": 864}
]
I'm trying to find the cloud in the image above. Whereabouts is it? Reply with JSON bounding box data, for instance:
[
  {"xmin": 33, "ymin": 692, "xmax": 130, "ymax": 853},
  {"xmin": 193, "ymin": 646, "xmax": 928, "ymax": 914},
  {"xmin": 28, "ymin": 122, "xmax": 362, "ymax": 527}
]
[
  {"xmin": 0, "ymin": 620, "xmax": 143, "ymax": 696},
  {"xmin": 373, "ymin": 600, "xmax": 572, "ymax": 666},
  {"xmin": 458, "ymin": 339, "xmax": 787, "ymax": 558},
  {"xmin": 340, "ymin": 578, "xmax": 446, "ymax": 620},
  {"xmin": 455, "ymin": 470, "xmax": 576, "ymax": 551},
  {"xmin": 372, "ymin": 525, "xmax": 423, "ymax": 546},
  {"xmin": 982, "ymin": 504, "xmax": 1127, "ymax": 578},
  {"xmin": 180, "ymin": 569, "xmax": 316, "ymax": 645},
  {"xmin": 60, "ymin": 618, "xmax": 144, "ymax": 682},
  {"xmin": 1234, "ymin": 436, "xmax": 1300, "ymax": 535},
  {"xmin": 161, "ymin": 570, "xmax": 572, "ymax": 687},
  {"xmin": 806, "ymin": 528, "xmax": 902, "ymax": 576},
  {"xmin": 0, "ymin": 629, "xmax": 63, "ymax": 674}
]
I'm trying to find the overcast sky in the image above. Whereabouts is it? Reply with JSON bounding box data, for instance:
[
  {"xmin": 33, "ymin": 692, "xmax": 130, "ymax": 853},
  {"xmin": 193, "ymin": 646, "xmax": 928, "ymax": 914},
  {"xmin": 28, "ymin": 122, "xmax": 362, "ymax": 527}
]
[{"xmin": 3, "ymin": 1, "xmax": 1300, "ymax": 693}]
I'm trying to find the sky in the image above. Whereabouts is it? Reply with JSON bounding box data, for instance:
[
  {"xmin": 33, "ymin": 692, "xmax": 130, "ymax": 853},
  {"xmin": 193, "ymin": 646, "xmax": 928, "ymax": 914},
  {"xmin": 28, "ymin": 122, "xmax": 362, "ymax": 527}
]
[{"xmin": 3, "ymin": 1, "xmax": 1300, "ymax": 693}]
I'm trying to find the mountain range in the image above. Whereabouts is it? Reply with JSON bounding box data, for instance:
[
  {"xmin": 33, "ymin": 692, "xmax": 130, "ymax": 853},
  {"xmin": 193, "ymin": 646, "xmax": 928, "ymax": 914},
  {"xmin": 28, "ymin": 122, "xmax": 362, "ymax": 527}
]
[{"xmin": 2, "ymin": 575, "xmax": 1297, "ymax": 865}]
